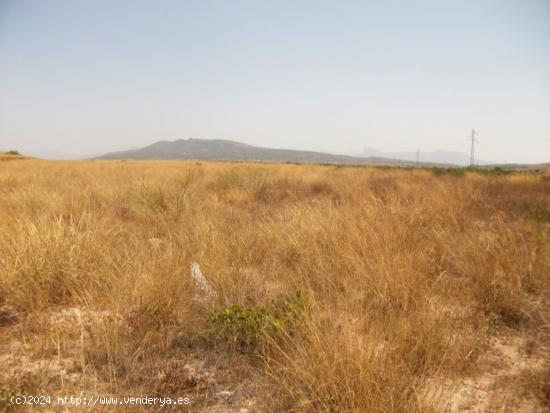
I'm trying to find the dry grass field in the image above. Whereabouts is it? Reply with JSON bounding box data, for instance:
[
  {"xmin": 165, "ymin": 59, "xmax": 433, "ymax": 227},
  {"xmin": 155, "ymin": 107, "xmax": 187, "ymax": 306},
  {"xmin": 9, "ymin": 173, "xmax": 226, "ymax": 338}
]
[{"xmin": 0, "ymin": 159, "xmax": 549, "ymax": 412}]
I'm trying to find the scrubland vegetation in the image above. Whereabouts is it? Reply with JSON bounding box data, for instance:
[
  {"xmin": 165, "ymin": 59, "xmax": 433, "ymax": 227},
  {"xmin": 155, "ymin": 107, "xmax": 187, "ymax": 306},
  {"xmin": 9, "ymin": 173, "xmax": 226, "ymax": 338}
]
[
  {"xmin": 0, "ymin": 160, "xmax": 549, "ymax": 412},
  {"xmin": 0, "ymin": 151, "xmax": 24, "ymax": 161}
]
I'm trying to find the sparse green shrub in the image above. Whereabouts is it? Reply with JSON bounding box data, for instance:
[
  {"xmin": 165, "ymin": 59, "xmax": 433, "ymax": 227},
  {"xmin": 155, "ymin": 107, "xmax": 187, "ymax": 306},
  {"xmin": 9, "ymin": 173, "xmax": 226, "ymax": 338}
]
[
  {"xmin": 432, "ymin": 167, "xmax": 465, "ymax": 176},
  {"xmin": 530, "ymin": 209, "xmax": 550, "ymax": 223},
  {"xmin": 375, "ymin": 165, "xmax": 410, "ymax": 171},
  {"xmin": 5, "ymin": 150, "xmax": 20, "ymax": 155},
  {"xmin": 475, "ymin": 167, "xmax": 513, "ymax": 176},
  {"xmin": 210, "ymin": 291, "xmax": 311, "ymax": 351}
]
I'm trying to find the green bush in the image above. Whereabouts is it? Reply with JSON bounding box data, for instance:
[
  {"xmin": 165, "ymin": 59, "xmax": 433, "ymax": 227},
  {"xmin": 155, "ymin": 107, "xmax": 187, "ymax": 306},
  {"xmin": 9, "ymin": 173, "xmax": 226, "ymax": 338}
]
[
  {"xmin": 474, "ymin": 167, "xmax": 513, "ymax": 176},
  {"xmin": 432, "ymin": 167, "xmax": 465, "ymax": 176},
  {"xmin": 210, "ymin": 291, "xmax": 311, "ymax": 351},
  {"xmin": 530, "ymin": 209, "xmax": 550, "ymax": 223}
]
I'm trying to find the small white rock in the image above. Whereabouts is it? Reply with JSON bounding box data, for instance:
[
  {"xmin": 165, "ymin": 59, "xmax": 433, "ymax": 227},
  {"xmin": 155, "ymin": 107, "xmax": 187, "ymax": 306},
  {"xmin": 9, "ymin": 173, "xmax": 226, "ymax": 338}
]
[{"xmin": 190, "ymin": 262, "xmax": 217, "ymax": 299}]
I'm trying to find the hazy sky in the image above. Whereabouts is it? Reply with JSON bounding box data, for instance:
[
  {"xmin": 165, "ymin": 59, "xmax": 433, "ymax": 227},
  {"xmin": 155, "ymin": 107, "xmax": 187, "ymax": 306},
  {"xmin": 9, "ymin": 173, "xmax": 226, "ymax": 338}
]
[{"xmin": 1, "ymin": 0, "xmax": 549, "ymax": 162}]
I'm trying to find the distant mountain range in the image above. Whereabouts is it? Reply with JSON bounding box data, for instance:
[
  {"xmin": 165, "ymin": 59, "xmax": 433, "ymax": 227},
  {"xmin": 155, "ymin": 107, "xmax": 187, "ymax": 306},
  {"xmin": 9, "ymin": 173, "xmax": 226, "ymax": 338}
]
[
  {"xmin": 94, "ymin": 138, "xmax": 549, "ymax": 169},
  {"xmin": 96, "ymin": 138, "xmax": 447, "ymax": 166}
]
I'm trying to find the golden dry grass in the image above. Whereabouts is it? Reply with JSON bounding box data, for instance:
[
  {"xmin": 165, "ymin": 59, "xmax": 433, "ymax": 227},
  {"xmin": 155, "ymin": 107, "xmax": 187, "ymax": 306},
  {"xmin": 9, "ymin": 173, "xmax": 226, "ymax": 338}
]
[{"xmin": 0, "ymin": 160, "xmax": 549, "ymax": 412}]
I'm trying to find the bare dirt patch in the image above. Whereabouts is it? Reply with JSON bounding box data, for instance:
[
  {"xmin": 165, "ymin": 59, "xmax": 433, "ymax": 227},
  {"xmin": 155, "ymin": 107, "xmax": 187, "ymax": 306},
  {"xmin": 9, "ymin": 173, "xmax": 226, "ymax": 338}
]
[{"xmin": 439, "ymin": 334, "xmax": 549, "ymax": 413}]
